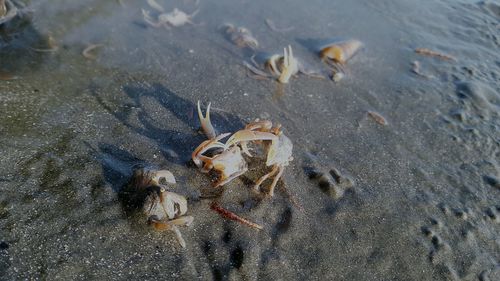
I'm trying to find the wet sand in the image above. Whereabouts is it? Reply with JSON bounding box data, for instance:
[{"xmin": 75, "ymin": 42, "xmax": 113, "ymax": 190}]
[{"xmin": 0, "ymin": 0, "xmax": 499, "ymax": 280}]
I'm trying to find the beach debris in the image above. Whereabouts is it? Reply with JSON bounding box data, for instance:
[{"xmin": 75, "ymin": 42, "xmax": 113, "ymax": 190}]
[
  {"xmin": 82, "ymin": 43, "xmax": 103, "ymax": 60},
  {"xmin": 367, "ymin": 111, "xmax": 388, "ymax": 126},
  {"xmin": 265, "ymin": 19, "xmax": 294, "ymax": 33},
  {"xmin": 132, "ymin": 168, "xmax": 177, "ymax": 188},
  {"xmin": 332, "ymin": 70, "xmax": 345, "ymax": 82},
  {"xmin": 210, "ymin": 202, "xmax": 263, "ymax": 230},
  {"xmin": 411, "ymin": 60, "xmax": 434, "ymax": 79},
  {"xmin": 142, "ymin": 0, "xmax": 199, "ymax": 29},
  {"xmin": 131, "ymin": 168, "xmax": 193, "ymax": 248},
  {"xmin": 0, "ymin": 70, "xmax": 17, "ymax": 80},
  {"xmin": 0, "ymin": 0, "xmax": 6, "ymax": 17},
  {"xmin": 319, "ymin": 39, "xmax": 363, "ymax": 65},
  {"xmin": 244, "ymin": 45, "xmax": 324, "ymax": 83},
  {"xmin": 29, "ymin": 33, "xmax": 58, "ymax": 52},
  {"xmin": 193, "ymin": 102, "xmax": 293, "ymax": 197},
  {"xmin": 415, "ymin": 48, "xmax": 456, "ymax": 61},
  {"xmin": 222, "ymin": 23, "xmax": 259, "ymax": 49},
  {"xmin": 0, "ymin": 0, "xmax": 18, "ymax": 25},
  {"xmin": 226, "ymin": 120, "xmax": 293, "ymax": 197}
]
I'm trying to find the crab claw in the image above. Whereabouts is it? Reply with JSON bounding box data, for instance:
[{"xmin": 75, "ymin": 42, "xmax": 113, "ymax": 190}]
[
  {"xmin": 160, "ymin": 190, "xmax": 188, "ymax": 218},
  {"xmin": 278, "ymin": 45, "xmax": 299, "ymax": 83},
  {"xmin": 192, "ymin": 133, "xmax": 231, "ymax": 167},
  {"xmin": 197, "ymin": 101, "xmax": 217, "ymax": 139},
  {"xmin": 150, "ymin": 170, "xmax": 176, "ymax": 186},
  {"xmin": 267, "ymin": 54, "xmax": 282, "ymax": 76},
  {"xmin": 225, "ymin": 130, "xmax": 278, "ymax": 149}
]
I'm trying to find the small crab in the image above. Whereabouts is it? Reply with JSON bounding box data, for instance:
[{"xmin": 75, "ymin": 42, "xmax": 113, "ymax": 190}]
[
  {"xmin": 131, "ymin": 168, "xmax": 193, "ymax": 248},
  {"xmin": 192, "ymin": 133, "xmax": 249, "ymax": 187},
  {"xmin": 244, "ymin": 45, "xmax": 324, "ymax": 83},
  {"xmin": 221, "ymin": 23, "xmax": 259, "ymax": 50},
  {"xmin": 226, "ymin": 120, "xmax": 293, "ymax": 196},
  {"xmin": 142, "ymin": 0, "xmax": 198, "ymax": 29}
]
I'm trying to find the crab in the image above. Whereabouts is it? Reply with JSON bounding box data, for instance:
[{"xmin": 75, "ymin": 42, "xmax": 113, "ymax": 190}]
[
  {"xmin": 226, "ymin": 120, "xmax": 293, "ymax": 196},
  {"xmin": 191, "ymin": 133, "xmax": 249, "ymax": 187},
  {"xmin": 193, "ymin": 103, "xmax": 277, "ymax": 188},
  {"xmin": 193, "ymin": 103, "xmax": 293, "ymax": 196},
  {"xmin": 142, "ymin": 0, "xmax": 198, "ymax": 29},
  {"xmin": 244, "ymin": 45, "xmax": 324, "ymax": 83},
  {"xmin": 131, "ymin": 168, "xmax": 193, "ymax": 248}
]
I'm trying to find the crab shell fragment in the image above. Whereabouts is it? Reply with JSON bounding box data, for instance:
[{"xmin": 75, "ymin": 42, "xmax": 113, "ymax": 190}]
[
  {"xmin": 131, "ymin": 168, "xmax": 193, "ymax": 248},
  {"xmin": 222, "ymin": 23, "xmax": 259, "ymax": 49},
  {"xmin": 245, "ymin": 45, "xmax": 300, "ymax": 84},
  {"xmin": 0, "ymin": 0, "xmax": 21, "ymax": 25},
  {"xmin": 319, "ymin": 39, "xmax": 363, "ymax": 64}
]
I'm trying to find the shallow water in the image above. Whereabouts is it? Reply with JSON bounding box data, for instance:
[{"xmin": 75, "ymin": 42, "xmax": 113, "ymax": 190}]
[{"xmin": 0, "ymin": 0, "xmax": 499, "ymax": 280}]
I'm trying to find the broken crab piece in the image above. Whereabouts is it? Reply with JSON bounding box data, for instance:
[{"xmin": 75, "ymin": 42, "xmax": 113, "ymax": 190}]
[
  {"xmin": 131, "ymin": 168, "xmax": 193, "ymax": 248},
  {"xmin": 132, "ymin": 168, "xmax": 176, "ymax": 189},
  {"xmin": 0, "ymin": 0, "xmax": 18, "ymax": 25},
  {"xmin": 197, "ymin": 101, "xmax": 217, "ymax": 139},
  {"xmin": 143, "ymin": 0, "xmax": 199, "ymax": 29},
  {"xmin": 245, "ymin": 46, "xmax": 324, "ymax": 83},
  {"xmin": 278, "ymin": 45, "xmax": 299, "ymax": 83},
  {"xmin": 222, "ymin": 23, "xmax": 259, "ymax": 49},
  {"xmin": 143, "ymin": 188, "xmax": 193, "ymax": 248},
  {"xmin": 146, "ymin": 0, "xmax": 165, "ymax": 13}
]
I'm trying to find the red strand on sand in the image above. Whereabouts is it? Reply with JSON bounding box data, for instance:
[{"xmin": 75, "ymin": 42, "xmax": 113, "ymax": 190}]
[{"xmin": 210, "ymin": 202, "xmax": 263, "ymax": 230}]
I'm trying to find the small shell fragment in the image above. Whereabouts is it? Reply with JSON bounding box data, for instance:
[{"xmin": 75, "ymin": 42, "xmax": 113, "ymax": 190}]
[
  {"xmin": 320, "ymin": 39, "xmax": 363, "ymax": 64},
  {"xmin": 411, "ymin": 60, "xmax": 433, "ymax": 79},
  {"xmin": 367, "ymin": 111, "xmax": 388, "ymax": 126},
  {"xmin": 0, "ymin": 0, "xmax": 7, "ymax": 17},
  {"xmin": 332, "ymin": 71, "xmax": 344, "ymax": 82},
  {"xmin": 222, "ymin": 23, "xmax": 258, "ymax": 49},
  {"xmin": 265, "ymin": 19, "xmax": 294, "ymax": 33},
  {"xmin": 0, "ymin": 0, "xmax": 18, "ymax": 25},
  {"xmin": 82, "ymin": 44, "xmax": 103, "ymax": 60}
]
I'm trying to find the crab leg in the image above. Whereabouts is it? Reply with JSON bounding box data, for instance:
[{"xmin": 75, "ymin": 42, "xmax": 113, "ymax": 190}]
[
  {"xmin": 172, "ymin": 226, "xmax": 186, "ymax": 248},
  {"xmin": 142, "ymin": 9, "xmax": 162, "ymax": 28},
  {"xmin": 267, "ymin": 165, "xmax": 284, "ymax": 197},
  {"xmin": 267, "ymin": 54, "xmax": 282, "ymax": 76},
  {"xmin": 147, "ymin": 0, "xmax": 165, "ymax": 12},
  {"xmin": 225, "ymin": 130, "xmax": 278, "ymax": 149},
  {"xmin": 243, "ymin": 61, "xmax": 272, "ymax": 78},
  {"xmin": 253, "ymin": 165, "xmax": 279, "ymax": 192},
  {"xmin": 150, "ymin": 215, "xmax": 193, "ymax": 229},
  {"xmin": 197, "ymin": 101, "xmax": 216, "ymax": 139}
]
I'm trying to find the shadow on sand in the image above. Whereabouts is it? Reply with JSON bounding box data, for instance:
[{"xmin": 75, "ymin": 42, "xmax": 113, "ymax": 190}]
[{"xmin": 90, "ymin": 81, "xmax": 244, "ymax": 215}]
